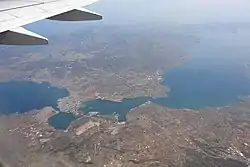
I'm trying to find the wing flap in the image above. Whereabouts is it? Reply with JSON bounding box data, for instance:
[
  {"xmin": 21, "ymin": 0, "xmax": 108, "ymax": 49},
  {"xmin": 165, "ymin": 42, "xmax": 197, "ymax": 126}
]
[
  {"xmin": 0, "ymin": 0, "xmax": 44, "ymax": 11},
  {"xmin": 37, "ymin": 1, "xmax": 71, "ymax": 11},
  {"xmin": 48, "ymin": 7, "xmax": 102, "ymax": 21},
  {"xmin": 0, "ymin": 12, "xmax": 16, "ymax": 22},
  {"xmin": 6, "ymin": 6, "xmax": 45, "ymax": 18},
  {"xmin": 0, "ymin": 27, "xmax": 48, "ymax": 45},
  {"xmin": 0, "ymin": 0, "xmax": 100, "ymax": 33},
  {"xmin": 0, "ymin": 0, "xmax": 101, "ymax": 45}
]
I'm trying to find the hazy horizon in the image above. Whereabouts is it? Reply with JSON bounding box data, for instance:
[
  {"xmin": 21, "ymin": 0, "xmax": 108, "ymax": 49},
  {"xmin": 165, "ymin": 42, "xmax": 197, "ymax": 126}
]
[{"xmin": 89, "ymin": 0, "xmax": 250, "ymax": 24}]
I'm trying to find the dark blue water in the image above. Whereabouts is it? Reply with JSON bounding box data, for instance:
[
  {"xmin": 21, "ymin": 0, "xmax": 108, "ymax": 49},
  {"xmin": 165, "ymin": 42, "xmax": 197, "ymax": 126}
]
[
  {"xmin": 0, "ymin": 81, "xmax": 69, "ymax": 114},
  {"xmin": 48, "ymin": 112, "xmax": 77, "ymax": 130},
  {"xmin": 49, "ymin": 97, "xmax": 150, "ymax": 129},
  {"xmin": 152, "ymin": 42, "xmax": 250, "ymax": 109},
  {"xmin": 81, "ymin": 97, "xmax": 151, "ymax": 121},
  {"xmin": 81, "ymin": 41, "xmax": 250, "ymax": 120}
]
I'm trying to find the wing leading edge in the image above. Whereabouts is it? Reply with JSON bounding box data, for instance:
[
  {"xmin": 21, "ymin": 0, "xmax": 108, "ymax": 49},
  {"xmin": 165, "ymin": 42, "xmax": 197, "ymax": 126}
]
[{"xmin": 0, "ymin": 0, "xmax": 102, "ymax": 45}]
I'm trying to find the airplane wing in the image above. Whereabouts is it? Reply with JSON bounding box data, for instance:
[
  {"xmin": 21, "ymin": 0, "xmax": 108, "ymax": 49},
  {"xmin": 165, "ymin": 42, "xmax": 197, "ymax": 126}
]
[{"xmin": 0, "ymin": 0, "xmax": 102, "ymax": 45}]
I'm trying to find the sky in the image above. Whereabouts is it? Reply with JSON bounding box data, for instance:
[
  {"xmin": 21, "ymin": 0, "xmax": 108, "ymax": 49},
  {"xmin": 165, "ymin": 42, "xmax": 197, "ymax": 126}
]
[
  {"xmin": 25, "ymin": 0, "xmax": 250, "ymax": 38},
  {"xmin": 163, "ymin": 0, "xmax": 250, "ymax": 23},
  {"xmin": 89, "ymin": 0, "xmax": 250, "ymax": 24}
]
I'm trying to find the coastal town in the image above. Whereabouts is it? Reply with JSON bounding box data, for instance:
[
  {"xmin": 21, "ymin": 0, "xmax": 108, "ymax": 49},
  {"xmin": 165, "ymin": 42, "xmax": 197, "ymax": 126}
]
[{"xmin": 1, "ymin": 101, "xmax": 250, "ymax": 167}]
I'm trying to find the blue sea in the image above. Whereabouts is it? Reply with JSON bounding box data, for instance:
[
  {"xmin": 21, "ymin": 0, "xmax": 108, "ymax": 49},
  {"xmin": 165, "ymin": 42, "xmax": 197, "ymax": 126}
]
[
  {"xmin": 0, "ymin": 81, "xmax": 69, "ymax": 114},
  {"xmin": 82, "ymin": 34, "xmax": 250, "ymax": 120}
]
